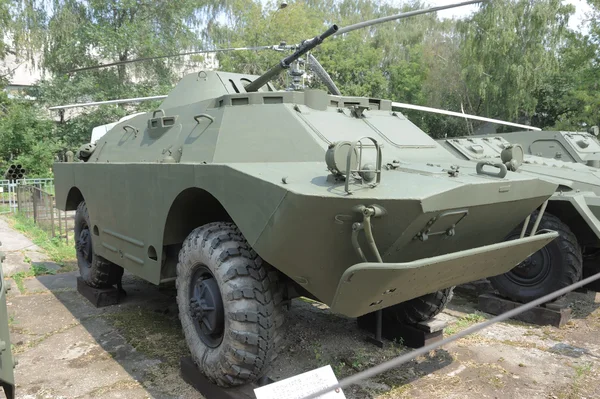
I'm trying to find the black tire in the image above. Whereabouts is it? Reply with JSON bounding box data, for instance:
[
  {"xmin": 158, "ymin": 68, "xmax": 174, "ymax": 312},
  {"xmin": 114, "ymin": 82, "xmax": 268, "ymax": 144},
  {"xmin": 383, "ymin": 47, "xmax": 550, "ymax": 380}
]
[
  {"xmin": 489, "ymin": 210, "xmax": 582, "ymax": 303},
  {"xmin": 383, "ymin": 287, "xmax": 454, "ymax": 325},
  {"xmin": 176, "ymin": 222, "xmax": 285, "ymax": 387},
  {"xmin": 74, "ymin": 201, "xmax": 124, "ymax": 288}
]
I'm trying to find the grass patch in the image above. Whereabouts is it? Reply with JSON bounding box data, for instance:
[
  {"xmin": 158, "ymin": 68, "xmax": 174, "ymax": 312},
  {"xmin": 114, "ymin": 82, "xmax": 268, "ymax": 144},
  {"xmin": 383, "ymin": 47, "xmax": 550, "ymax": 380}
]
[
  {"xmin": 444, "ymin": 312, "xmax": 487, "ymax": 335},
  {"xmin": 12, "ymin": 264, "xmax": 57, "ymax": 293},
  {"xmin": 554, "ymin": 362, "xmax": 596, "ymax": 399},
  {"xmin": 6, "ymin": 213, "xmax": 75, "ymax": 265},
  {"xmin": 103, "ymin": 308, "xmax": 189, "ymax": 366}
]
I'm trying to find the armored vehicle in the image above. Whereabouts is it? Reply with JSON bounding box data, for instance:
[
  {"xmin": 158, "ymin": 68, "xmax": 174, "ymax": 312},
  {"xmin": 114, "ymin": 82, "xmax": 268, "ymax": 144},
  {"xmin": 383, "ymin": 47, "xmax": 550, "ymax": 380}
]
[
  {"xmin": 438, "ymin": 134, "xmax": 600, "ymax": 301},
  {"xmin": 52, "ymin": 21, "xmax": 561, "ymax": 386},
  {"xmin": 0, "ymin": 244, "xmax": 15, "ymax": 399},
  {"xmin": 468, "ymin": 129, "xmax": 600, "ymax": 167}
]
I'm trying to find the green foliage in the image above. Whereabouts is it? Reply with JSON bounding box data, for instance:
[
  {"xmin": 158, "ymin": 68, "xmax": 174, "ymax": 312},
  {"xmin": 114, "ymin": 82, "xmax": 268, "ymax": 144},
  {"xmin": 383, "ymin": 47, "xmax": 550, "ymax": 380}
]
[
  {"xmin": 458, "ymin": 0, "xmax": 575, "ymax": 121},
  {"xmin": 0, "ymin": 92, "xmax": 58, "ymax": 175},
  {"xmin": 37, "ymin": 0, "xmax": 225, "ymax": 79}
]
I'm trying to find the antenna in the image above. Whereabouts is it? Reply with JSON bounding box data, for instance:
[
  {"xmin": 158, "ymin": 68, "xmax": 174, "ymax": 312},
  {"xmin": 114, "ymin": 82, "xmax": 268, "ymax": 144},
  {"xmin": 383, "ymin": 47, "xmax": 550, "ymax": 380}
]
[
  {"xmin": 335, "ymin": 0, "xmax": 485, "ymax": 35},
  {"xmin": 64, "ymin": 0, "xmax": 486, "ymax": 74},
  {"xmin": 48, "ymin": 95, "xmax": 168, "ymax": 111},
  {"xmin": 66, "ymin": 45, "xmax": 280, "ymax": 74},
  {"xmin": 49, "ymin": 0, "xmax": 489, "ymax": 109},
  {"xmin": 391, "ymin": 102, "xmax": 542, "ymax": 131}
]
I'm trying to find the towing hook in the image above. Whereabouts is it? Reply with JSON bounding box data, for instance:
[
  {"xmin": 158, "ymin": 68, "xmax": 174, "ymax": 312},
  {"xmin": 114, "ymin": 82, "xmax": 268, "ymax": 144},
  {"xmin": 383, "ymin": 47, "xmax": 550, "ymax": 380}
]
[
  {"xmin": 352, "ymin": 204, "xmax": 387, "ymax": 218},
  {"xmin": 350, "ymin": 204, "xmax": 387, "ymax": 264}
]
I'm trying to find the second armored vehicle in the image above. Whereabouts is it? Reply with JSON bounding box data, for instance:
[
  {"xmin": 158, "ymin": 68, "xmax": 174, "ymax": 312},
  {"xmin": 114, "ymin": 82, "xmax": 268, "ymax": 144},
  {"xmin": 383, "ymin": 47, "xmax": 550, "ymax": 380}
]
[
  {"xmin": 438, "ymin": 134, "xmax": 600, "ymax": 301},
  {"xmin": 474, "ymin": 129, "xmax": 600, "ymax": 167}
]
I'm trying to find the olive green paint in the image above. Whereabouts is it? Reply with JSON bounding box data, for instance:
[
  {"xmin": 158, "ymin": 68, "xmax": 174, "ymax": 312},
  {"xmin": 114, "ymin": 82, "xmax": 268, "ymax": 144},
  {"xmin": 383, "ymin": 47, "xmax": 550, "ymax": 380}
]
[
  {"xmin": 471, "ymin": 130, "xmax": 600, "ymax": 166},
  {"xmin": 53, "ymin": 71, "xmax": 560, "ymax": 317},
  {"xmin": 438, "ymin": 135, "xmax": 600, "ymax": 245},
  {"xmin": 331, "ymin": 232, "xmax": 556, "ymax": 317}
]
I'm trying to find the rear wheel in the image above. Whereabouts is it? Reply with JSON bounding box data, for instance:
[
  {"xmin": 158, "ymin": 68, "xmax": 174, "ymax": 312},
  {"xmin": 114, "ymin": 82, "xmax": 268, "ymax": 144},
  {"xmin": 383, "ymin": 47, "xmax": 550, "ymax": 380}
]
[
  {"xmin": 383, "ymin": 287, "xmax": 454, "ymax": 325},
  {"xmin": 74, "ymin": 201, "xmax": 123, "ymax": 288},
  {"xmin": 489, "ymin": 211, "xmax": 582, "ymax": 303},
  {"xmin": 176, "ymin": 222, "xmax": 285, "ymax": 387}
]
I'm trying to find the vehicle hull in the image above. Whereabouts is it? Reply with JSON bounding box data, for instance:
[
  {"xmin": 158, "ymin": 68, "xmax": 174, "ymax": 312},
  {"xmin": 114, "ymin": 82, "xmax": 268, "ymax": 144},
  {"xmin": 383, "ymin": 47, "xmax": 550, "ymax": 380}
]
[{"xmin": 54, "ymin": 161, "xmax": 556, "ymax": 313}]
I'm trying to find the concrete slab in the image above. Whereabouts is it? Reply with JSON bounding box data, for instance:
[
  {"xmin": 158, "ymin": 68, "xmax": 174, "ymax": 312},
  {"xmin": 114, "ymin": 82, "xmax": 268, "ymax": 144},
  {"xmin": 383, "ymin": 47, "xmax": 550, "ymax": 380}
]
[
  {"xmin": 0, "ymin": 216, "xmax": 52, "ymax": 276},
  {"xmin": 2, "ymin": 251, "xmax": 30, "ymax": 276},
  {"xmin": 0, "ymin": 217, "xmax": 42, "ymax": 253},
  {"xmin": 22, "ymin": 271, "xmax": 79, "ymax": 294}
]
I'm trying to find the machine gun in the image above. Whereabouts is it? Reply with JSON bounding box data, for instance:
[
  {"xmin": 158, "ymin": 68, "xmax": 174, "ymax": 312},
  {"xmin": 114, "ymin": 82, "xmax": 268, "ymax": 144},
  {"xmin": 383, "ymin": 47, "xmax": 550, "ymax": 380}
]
[
  {"xmin": 245, "ymin": 25, "xmax": 339, "ymax": 92},
  {"xmin": 245, "ymin": 0, "xmax": 485, "ymax": 93}
]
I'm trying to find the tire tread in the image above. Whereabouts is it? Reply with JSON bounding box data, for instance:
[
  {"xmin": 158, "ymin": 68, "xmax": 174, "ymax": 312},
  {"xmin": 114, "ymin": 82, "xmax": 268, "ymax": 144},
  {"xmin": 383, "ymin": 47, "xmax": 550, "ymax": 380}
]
[{"xmin": 176, "ymin": 222, "xmax": 284, "ymax": 387}]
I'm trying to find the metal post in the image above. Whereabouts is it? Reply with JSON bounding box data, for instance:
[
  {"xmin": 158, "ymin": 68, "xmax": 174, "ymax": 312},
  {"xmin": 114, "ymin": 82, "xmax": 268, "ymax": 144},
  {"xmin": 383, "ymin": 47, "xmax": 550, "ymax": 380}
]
[
  {"xmin": 65, "ymin": 211, "xmax": 69, "ymax": 245},
  {"xmin": 58, "ymin": 208, "xmax": 62, "ymax": 240},
  {"xmin": 50, "ymin": 195, "xmax": 55, "ymax": 237},
  {"xmin": 10, "ymin": 183, "xmax": 15, "ymax": 213},
  {"xmin": 32, "ymin": 188, "xmax": 38, "ymax": 223},
  {"xmin": 16, "ymin": 185, "xmax": 20, "ymax": 214},
  {"xmin": 366, "ymin": 310, "xmax": 385, "ymax": 348}
]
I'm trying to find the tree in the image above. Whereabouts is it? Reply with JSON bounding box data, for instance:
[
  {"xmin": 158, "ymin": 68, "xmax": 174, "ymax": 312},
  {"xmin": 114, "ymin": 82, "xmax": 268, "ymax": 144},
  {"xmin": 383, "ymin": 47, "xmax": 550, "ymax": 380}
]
[
  {"xmin": 0, "ymin": 91, "xmax": 57, "ymax": 176},
  {"xmin": 457, "ymin": 0, "xmax": 575, "ymax": 125},
  {"xmin": 530, "ymin": 1, "xmax": 600, "ymax": 130}
]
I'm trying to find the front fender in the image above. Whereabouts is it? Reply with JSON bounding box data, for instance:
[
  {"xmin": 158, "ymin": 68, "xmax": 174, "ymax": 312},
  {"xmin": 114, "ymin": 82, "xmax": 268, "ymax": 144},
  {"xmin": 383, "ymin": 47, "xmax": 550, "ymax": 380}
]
[
  {"xmin": 550, "ymin": 192, "xmax": 600, "ymax": 241},
  {"xmin": 330, "ymin": 232, "xmax": 557, "ymax": 317}
]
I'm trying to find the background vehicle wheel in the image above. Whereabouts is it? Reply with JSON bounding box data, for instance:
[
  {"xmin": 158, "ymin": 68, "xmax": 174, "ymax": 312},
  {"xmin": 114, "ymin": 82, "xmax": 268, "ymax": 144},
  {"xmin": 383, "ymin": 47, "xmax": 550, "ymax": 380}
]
[
  {"xmin": 74, "ymin": 201, "xmax": 124, "ymax": 288},
  {"xmin": 176, "ymin": 222, "xmax": 285, "ymax": 387},
  {"xmin": 489, "ymin": 210, "xmax": 582, "ymax": 303},
  {"xmin": 383, "ymin": 287, "xmax": 454, "ymax": 325}
]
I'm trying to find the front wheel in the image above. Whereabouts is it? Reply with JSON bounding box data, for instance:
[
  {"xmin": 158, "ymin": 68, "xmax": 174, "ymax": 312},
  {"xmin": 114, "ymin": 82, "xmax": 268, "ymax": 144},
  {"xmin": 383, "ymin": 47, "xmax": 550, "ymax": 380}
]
[
  {"xmin": 176, "ymin": 222, "xmax": 285, "ymax": 387},
  {"xmin": 489, "ymin": 211, "xmax": 582, "ymax": 303}
]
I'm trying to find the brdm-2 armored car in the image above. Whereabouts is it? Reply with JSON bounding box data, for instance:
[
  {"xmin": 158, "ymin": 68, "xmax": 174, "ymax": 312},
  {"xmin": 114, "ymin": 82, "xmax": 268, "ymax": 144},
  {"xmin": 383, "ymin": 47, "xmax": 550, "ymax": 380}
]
[{"xmin": 52, "ymin": 24, "xmax": 559, "ymax": 387}]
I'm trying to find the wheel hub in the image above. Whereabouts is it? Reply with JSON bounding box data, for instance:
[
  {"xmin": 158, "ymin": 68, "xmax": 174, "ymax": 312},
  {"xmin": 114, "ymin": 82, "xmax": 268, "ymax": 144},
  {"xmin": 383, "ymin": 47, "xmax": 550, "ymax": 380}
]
[
  {"xmin": 190, "ymin": 267, "xmax": 224, "ymax": 347},
  {"xmin": 77, "ymin": 227, "xmax": 92, "ymax": 265},
  {"xmin": 507, "ymin": 247, "xmax": 551, "ymax": 287}
]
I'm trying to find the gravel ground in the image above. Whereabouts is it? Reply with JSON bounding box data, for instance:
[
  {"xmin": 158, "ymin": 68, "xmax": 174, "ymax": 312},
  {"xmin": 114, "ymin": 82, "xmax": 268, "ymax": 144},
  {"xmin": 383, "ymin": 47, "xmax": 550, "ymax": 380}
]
[{"xmin": 1, "ymin": 216, "xmax": 600, "ymax": 399}]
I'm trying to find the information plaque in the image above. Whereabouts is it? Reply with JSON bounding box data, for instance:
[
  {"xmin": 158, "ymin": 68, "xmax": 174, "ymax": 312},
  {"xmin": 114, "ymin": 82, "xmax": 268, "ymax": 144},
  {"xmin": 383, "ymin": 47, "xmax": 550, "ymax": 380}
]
[{"xmin": 254, "ymin": 365, "xmax": 346, "ymax": 399}]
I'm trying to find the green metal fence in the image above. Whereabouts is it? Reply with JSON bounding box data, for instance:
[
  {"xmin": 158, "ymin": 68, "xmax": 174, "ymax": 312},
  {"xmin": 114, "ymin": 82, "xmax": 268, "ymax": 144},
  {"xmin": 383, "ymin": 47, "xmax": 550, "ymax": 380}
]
[{"xmin": 15, "ymin": 184, "xmax": 75, "ymax": 244}]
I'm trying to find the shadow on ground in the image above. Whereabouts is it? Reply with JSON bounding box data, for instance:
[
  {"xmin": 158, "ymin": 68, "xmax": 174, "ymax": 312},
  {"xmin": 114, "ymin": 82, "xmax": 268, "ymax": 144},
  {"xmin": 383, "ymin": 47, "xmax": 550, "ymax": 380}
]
[
  {"xmin": 7, "ymin": 271, "xmax": 200, "ymax": 398},
  {"xmin": 4, "ymin": 270, "xmax": 454, "ymax": 399},
  {"xmin": 453, "ymin": 279, "xmax": 600, "ymax": 320}
]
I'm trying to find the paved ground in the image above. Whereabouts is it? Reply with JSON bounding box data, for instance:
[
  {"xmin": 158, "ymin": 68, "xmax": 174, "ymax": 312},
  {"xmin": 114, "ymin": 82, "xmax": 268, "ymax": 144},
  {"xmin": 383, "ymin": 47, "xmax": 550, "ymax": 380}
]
[
  {"xmin": 1, "ymin": 216, "xmax": 600, "ymax": 399},
  {"xmin": 0, "ymin": 217, "xmax": 60, "ymax": 276}
]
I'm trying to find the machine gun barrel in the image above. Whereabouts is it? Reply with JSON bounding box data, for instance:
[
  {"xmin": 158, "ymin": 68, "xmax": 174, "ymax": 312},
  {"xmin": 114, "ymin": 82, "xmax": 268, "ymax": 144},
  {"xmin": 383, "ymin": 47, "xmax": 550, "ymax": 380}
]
[{"xmin": 245, "ymin": 24, "xmax": 338, "ymax": 92}]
